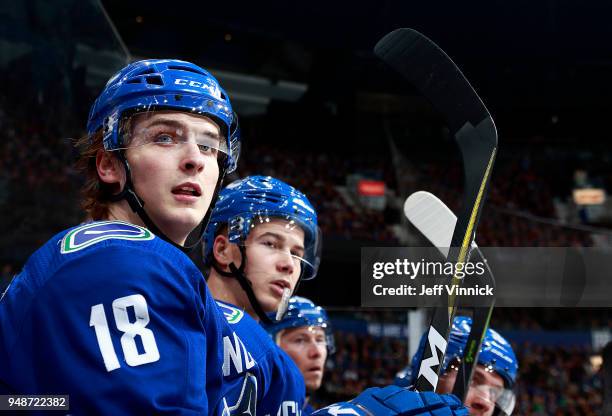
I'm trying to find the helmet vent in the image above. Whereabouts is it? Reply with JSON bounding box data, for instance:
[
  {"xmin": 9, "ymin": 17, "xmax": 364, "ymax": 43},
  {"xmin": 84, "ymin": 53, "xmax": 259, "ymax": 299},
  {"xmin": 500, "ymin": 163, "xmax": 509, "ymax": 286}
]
[
  {"xmin": 145, "ymin": 75, "xmax": 163, "ymax": 85},
  {"xmin": 135, "ymin": 68, "xmax": 156, "ymax": 76},
  {"xmin": 168, "ymin": 65, "xmax": 206, "ymax": 75},
  {"xmin": 126, "ymin": 78, "xmax": 142, "ymax": 84}
]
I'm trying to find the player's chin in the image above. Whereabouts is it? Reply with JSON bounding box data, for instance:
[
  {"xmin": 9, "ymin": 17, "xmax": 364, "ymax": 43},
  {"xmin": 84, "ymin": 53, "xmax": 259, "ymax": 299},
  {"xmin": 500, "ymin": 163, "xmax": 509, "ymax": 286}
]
[
  {"xmin": 306, "ymin": 381, "xmax": 322, "ymax": 392},
  {"xmin": 251, "ymin": 288, "xmax": 275, "ymax": 312},
  {"xmin": 170, "ymin": 207, "xmax": 206, "ymax": 227},
  {"xmin": 305, "ymin": 373, "xmax": 323, "ymax": 390},
  {"xmin": 261, "ymin": 299, "xmax": 280, "ymax": 314},
  {"xmin": 259, "ymin": 293, "xmax": 283, "ymax": 314},
  {"xmin": 156, "ymin": 211, "xmax": 205, "ymax": 241}
]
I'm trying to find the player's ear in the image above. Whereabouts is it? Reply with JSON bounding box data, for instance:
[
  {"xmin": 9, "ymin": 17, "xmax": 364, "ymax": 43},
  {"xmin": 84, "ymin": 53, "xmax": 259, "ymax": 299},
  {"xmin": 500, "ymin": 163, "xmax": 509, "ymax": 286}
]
[
  {"xmin": 96, "ymin": 150, "xmax": 125, "ymax": 187},
  {"xmin": 274, "ymin": 330, "xmax": 285, "ymax": 347},
  {"xmin": 212, "ymin": 234, "xmax": 234, "ymax": 267}
]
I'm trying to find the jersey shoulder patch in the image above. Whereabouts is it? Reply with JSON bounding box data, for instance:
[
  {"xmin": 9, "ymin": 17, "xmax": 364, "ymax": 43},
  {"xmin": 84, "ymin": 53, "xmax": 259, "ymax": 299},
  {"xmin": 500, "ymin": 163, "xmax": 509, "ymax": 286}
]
[
  {"xmin": 60, "ymin": 221, "xmax": 154, "ymax": 254},
  {"xmin": 216, "ymin": 301, "xmax": 245, "ymax": 324}
]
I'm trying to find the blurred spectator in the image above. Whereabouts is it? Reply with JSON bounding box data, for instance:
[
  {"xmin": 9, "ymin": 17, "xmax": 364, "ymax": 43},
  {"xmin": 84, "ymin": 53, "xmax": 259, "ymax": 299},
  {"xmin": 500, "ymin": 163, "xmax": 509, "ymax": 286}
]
[
  {"xmin": 238, "ymin": 144, "xmax": 399, "ymax": 242},
  {"xmin": 514, "ymin": 343, "xmax": 602, "ymax": 415}
]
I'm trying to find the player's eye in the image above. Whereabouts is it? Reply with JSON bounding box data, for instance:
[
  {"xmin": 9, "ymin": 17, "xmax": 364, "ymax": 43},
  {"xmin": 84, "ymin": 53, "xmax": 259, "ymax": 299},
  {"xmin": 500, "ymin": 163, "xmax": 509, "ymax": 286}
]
[
  {"xmin": 261, "ymin": 239, "xmax": 277, "ymax": 249},
  {"xmin": 195, "ymin": 135, "xmax": 223, "ymax": 156},
  {"xmin": 472, "ymin": 372, "xmax": 485, "ymax": 384},
  {"xmin": 487, "ymin": 387, "xmax": 502, "ymax": 402},
  {"xmin": 153, "ymin": 133, "xmax": 176, "ymax": 145},
  {"xmin": 197, "ymin": 143, "xmax": 217, "ymax": 155}
]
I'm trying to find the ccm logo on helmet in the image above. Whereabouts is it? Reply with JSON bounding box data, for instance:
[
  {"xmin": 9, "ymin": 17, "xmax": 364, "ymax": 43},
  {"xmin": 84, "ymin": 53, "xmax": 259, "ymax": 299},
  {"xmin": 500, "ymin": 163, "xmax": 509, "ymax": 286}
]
[{"xmin": 174, "ymin": 79, "xmax": 222, "ymax": 100}]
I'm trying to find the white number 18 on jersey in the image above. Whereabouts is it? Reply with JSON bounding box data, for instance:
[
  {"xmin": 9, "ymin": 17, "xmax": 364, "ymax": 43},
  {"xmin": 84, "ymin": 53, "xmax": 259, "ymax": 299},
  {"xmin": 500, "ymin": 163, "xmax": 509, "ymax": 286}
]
[{"xmin": 89, "ymin": 294, "xmax": 160, "ymax": 372}]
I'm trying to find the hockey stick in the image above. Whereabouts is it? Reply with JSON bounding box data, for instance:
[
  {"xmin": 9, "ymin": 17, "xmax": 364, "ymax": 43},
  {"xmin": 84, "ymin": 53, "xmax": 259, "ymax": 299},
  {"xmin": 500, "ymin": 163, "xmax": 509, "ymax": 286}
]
[
  {"xmin": 404, "ymin": 191, "xmax": 495, "ymax": 401},
  {"xmin": 375, "ymin": 28, "xmax": 498, "ymax": 392}
]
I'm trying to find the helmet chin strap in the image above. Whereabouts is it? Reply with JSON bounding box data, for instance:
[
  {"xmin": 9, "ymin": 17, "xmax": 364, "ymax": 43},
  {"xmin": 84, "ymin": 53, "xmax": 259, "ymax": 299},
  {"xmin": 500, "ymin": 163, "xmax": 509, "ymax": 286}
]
[
  {"xmin": 212, "ymin": 245, "xmax": 296, "ymax": 325},
  {"xmin": 108, "ymin": 155, "xmax": 225, "ymax": 253}
]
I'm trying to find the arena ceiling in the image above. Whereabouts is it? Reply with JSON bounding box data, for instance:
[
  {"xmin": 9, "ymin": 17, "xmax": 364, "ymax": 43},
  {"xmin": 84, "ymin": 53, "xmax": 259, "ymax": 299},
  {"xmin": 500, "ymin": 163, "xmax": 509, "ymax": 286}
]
[{"xmin": 102, "ymin": 0, "xmax": 612, "ymax": 139}]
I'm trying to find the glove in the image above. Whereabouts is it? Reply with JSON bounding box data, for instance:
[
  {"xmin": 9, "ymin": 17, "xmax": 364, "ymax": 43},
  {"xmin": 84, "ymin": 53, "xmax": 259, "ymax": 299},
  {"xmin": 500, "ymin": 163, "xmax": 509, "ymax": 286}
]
[{"xmin": 312, "ymin": 385, "xmax": 469, "ymax": 416}]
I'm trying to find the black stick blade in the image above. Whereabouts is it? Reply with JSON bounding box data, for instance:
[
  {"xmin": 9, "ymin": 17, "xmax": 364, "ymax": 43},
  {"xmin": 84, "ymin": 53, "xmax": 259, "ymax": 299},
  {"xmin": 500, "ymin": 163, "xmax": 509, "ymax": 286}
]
[
  {"xmin": 377, "ymin": 28, "xmax": 499, "ymax": 393},
  {"xmin": 374, "ymin": 28, "xmax": 492, "ymax": 137}
]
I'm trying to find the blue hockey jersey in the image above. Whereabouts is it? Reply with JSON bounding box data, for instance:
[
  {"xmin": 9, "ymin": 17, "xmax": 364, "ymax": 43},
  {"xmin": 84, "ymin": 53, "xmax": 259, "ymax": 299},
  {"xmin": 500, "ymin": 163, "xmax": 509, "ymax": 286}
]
[
  {"xmin": 216, "ymin": 301, "xmax": 306, "ymax": 416},
  {"xmin": 0, "ymin": 221, "xmax": 262, "ymax": 415}
]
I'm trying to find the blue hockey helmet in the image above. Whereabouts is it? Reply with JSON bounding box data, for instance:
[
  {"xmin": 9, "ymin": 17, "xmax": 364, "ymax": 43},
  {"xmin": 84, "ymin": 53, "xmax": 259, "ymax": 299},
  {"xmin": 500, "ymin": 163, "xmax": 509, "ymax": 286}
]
[
  {"xmin": 409, "ymin": 316, "xmax": 517, "ymax": 389},
  {"xmin": 87, "ymin": 59, "xmax": 240, "ymax": 173},
  {"xmin": 264, "ymin": 296, "xmax": 335, "ymax": 354},
  {"xmin": 407, "ymin": 316, "xmax": 518, "ymax": 415},
  {"xmin": 204, "ymin": 175, "xmax": 321, "ymax": 281},
  {"xmin": 393, "ymin": 366, "xmax": 413, "ymax": 388}
]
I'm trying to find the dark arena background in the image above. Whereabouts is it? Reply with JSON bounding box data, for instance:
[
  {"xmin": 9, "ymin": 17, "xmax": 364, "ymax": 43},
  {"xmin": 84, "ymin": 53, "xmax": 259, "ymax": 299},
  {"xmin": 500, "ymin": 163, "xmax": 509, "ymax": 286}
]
[{"xmin": 1, "ymin": 1, "xmax": 610, "ymax": 414}]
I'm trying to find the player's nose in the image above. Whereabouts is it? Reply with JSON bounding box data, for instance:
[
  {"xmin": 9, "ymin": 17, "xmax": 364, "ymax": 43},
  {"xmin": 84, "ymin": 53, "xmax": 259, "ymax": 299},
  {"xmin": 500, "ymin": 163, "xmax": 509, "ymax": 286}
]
[
  {"xmin": 180, "ymin": 142, "xmax": 206, "ymax": 173},
  {"xmin": 307, "ymin": 342, "xmax": 323, "ymax": 359},
  {"xmin": 275, "ymin": 251, "xmax": 295, "ymax": 275},
  {"xmin": 466, "ymin": 392, "xmax": 493, "ymax": 416}
]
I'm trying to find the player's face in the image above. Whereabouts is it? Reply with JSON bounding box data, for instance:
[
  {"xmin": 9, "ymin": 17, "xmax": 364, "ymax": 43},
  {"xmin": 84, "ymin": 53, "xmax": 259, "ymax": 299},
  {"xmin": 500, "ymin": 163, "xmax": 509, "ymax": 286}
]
[
  {"xmin": 123, "ymin": 111, "xmax": 221, "ymax": 244},
  {"xmin": 436, "ymin": 364, "xmax": 504, "ymax": 416},
  {"xmin": 278, "ymin": 326, "xmax": 327, "ymax": 392},
  {"xmin": 242, "ymin": 220, "xmax": 305, "ymax": 312}
]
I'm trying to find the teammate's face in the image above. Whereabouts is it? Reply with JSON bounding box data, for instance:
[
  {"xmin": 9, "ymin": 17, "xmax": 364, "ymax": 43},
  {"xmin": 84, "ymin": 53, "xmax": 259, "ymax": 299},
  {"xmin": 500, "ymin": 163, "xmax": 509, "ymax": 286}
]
[
  {"xmin": 436, "ymin": 364, "xmax": 504, "ymax": 416},
  {"xmin": 104, "ymin": 111, "xmax": 221, "ymax": 244},
  {"xmin": 242, "ymin": 220, "xmax": 305, "ymax": 313},
  {"xmin": 278, "ymin": 326, "xmax": 327, "ymax": 392}
]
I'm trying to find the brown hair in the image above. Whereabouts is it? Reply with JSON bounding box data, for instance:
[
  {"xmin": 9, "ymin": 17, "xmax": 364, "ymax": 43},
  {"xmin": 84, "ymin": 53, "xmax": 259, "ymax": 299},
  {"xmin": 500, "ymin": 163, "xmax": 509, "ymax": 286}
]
[
  {"xmin": 74, "ymin": 131, "xmax": 120, "ymax": 220},
  {"xmin": 75, "ymin": 112, "xmax": 225, "ymax": 222},
  {"xmin": 74, "ymin": 116, "xmax": 138, "ymax": 220}
]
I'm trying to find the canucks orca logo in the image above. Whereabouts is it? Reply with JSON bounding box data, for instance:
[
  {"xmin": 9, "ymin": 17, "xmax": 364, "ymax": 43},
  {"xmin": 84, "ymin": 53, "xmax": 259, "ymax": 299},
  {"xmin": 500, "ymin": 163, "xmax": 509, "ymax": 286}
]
[
  {"xmin": 216, "ymin": 301, "xmax": 245, "ymax": 324},
  {"xmin": 61, "ymin": 221, "xmax": 154, "ymax": 254},
  {"xmin": 222, "ymin": 373, "xmax": 257, "ymax": 416}
]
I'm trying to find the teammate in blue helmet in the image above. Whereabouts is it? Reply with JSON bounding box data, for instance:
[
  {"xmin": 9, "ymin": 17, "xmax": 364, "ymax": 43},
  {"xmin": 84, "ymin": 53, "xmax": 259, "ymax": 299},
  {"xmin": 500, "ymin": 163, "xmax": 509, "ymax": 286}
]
[
  {"xmin": 0, "ymin": 59, "xmax": 263, "ymax": 414},
  {"xmin": 265, "ymin": 296, "xmax": 334, "ymax": 414},
  {"xmin": 205, "ymin": 175, "xmax": 322, "ymax": 323},
  {"xmin": 205, "ymin": 176, "xmax": 469, "ymax": 416},
  {"xmin": 205, "ymin": 176, "xmax": 321, "ymax": 414},
  {"xmin": 401, "ymin": 316, "xmax": 518, "ymax": 416}
]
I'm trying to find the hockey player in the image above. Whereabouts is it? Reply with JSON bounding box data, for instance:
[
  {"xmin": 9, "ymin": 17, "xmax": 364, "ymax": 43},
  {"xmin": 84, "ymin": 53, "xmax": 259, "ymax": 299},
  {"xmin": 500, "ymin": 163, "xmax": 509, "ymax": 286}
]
[
  {"xmin": 0, "ymin": 58, "xmax": 468, "ymax": 416},
  {"xmin": 204, "ymin": 175, "xmax": 320, "ymax": 415},
  {"xmin": 265, "ymin": 296, "xmax": 334, "ymax": 415},
  {"xmin": 205, "ymin": 176, "xmax": 470, "ymax": 416},
  {"xmin": 398, "ymin": 316, "xmax": 518, "ymax": 416},
  {"xmin": 0, "ymin": 59, "xmax": 260, "ymax": 415}
]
